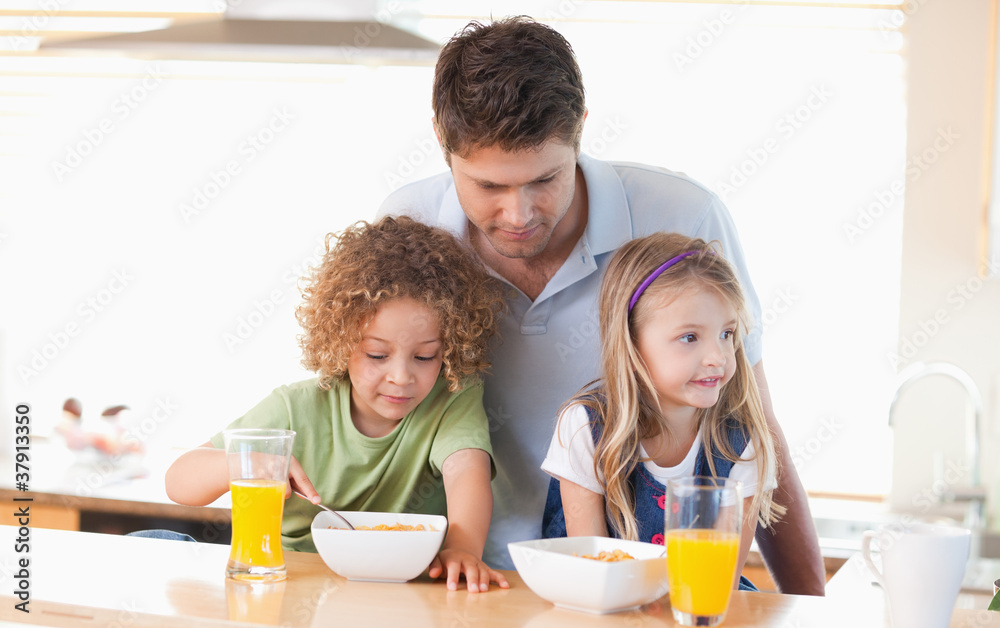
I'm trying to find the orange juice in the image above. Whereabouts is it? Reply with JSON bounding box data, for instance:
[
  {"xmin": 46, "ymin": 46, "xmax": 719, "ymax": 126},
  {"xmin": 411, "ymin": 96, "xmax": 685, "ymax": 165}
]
[
  {"xmin": 666, "ymin": 529, "xmax": 740, "ymax": 617},
  {"xmin": 228, "ymin": 479, "xmax": 285, "ymax": 579}
]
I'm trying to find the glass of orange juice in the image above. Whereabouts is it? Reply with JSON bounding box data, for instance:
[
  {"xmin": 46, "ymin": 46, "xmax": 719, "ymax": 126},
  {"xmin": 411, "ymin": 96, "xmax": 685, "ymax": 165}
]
[
  {"xmin": 665, "ymin": 476, "xmax": 742, "ymax": 627},
  {"xmin": 223, "ymin": 428, "xmax": 295, "ymax": 583}
]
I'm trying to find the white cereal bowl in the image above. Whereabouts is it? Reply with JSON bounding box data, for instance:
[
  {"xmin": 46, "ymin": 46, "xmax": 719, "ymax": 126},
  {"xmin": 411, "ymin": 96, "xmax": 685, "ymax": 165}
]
[
  {"xmin": 508, "ymin": 536, "xmax": 669, "ymax": 614},
  {"xmin": 311, "ymin": 511, "xmax": 447, "ymax": 582}
]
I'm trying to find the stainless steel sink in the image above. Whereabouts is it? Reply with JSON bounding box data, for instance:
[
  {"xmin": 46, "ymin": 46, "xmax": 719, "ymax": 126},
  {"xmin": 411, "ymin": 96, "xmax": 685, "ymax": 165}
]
[
  {"xmin": 810, "ymin": 506, "xmax": 1000, "ymax": 592},
  {"xmin": 814, "ymin": 516, "xmax": 1000, "ymax": 556},
  {"xmin": 976, "ymin": 531, "xmax": 1000, "ymax": 559}
]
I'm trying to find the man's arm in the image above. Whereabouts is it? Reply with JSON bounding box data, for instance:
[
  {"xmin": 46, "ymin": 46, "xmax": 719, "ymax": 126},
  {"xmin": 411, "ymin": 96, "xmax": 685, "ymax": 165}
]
[{"xmin": 752, "ymin": 360, "xmax": 827, "ymax": 596}]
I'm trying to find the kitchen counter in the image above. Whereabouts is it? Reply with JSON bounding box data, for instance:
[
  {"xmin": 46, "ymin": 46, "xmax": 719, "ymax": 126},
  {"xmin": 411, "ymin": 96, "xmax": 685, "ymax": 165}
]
[
  {"xmin": 2, "ymin": 526, "xmax": 998, "ymax": 627},
  {"xmin": 0, "ymin": 441, "xmax": 230, "ymax": 538}
]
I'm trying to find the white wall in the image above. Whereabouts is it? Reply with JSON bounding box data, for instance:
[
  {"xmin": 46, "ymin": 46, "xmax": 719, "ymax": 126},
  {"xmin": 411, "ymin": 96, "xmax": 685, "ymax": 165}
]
[{"xmin": 891, "ymin": 0, "xmax": 1000, "ymax": 529}]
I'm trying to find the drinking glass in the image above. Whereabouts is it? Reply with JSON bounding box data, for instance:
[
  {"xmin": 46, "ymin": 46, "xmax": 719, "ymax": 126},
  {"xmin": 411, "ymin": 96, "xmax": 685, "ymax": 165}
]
[
  {"xmin": 223, "ymin": 428, "xmax": 295, "ymax": 582},
  {"xmin": 665, "ymin": 476, "xmax": 743, "ymax": 627}
]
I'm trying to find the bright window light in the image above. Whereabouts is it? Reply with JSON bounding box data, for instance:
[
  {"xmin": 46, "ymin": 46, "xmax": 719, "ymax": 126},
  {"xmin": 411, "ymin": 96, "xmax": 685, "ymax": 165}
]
[{"xmin": 0, "ymin": 2, "xmax": 904, "ymax": 497}]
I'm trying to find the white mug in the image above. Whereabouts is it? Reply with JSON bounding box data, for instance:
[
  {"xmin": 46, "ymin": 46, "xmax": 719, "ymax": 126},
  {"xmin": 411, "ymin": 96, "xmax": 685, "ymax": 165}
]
[{"xmin": 861, "ymin": 523, "xmax": 971, "ymax": 628}]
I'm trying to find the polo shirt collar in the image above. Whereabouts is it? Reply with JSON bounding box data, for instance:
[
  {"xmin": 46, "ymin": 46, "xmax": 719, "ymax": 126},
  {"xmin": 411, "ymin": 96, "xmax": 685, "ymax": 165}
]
[
  {"xmin": 577, "ymin": 153, "xmax": 633, "ymax": 255},
  {"xmin": 434, "ymin": 152, "xmax": 633, "ymax": 254},
  {"xmin": 437, "ymin": 180, "xmax": 469, "ymax": 240}
]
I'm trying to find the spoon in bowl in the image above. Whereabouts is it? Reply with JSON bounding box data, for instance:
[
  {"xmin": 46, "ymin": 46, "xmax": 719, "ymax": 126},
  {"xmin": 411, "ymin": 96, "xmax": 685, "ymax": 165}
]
[{"xmin": 293, "ymin": 491, "xmax": 355, "ymax": 530}]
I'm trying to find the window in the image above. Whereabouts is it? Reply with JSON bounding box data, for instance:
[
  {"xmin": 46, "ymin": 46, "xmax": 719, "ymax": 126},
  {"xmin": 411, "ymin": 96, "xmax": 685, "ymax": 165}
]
[{"xmin": 0, "ymin": 1, "xmax": 906, "ymax": 495}]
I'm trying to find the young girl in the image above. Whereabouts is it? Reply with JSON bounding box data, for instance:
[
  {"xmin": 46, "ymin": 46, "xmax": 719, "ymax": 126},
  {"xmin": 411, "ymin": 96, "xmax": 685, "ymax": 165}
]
[
  {"xmin": 166, "ymin": 216, "xmax": 509, "ymax": 592},
  {"xmin": 540, "ymin": 232, "xmax": 784, "ymax": 590}
]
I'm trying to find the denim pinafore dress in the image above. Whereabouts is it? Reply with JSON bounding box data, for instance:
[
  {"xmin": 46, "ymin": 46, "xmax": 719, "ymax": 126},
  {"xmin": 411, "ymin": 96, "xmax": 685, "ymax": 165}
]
[{"xmin": 540, "ymin": 398, "xmax": 758, "ymax": 591}]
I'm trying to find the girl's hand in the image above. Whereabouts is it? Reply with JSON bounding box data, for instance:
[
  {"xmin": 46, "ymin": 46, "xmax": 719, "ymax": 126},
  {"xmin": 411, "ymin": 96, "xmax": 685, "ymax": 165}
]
[
  {"xmin": 429, "ymin": 549, "xmax": 509, "ymax": 593},
  {"xmin": 285, "ymin": 455, "xmax": 320, "ymax": 504}
]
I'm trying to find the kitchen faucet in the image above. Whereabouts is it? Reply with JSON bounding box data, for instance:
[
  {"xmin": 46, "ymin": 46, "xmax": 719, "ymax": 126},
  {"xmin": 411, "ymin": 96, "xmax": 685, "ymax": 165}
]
[{"xmin": 888, "ymin": 361, "xmax": 986, "ymax": 530}]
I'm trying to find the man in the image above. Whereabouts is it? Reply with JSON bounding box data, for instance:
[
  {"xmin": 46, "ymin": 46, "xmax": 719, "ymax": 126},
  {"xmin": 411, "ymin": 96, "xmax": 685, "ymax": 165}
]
[{"xmin": 379, "ymin": 16, "xmax": 825, "ymax": 594}]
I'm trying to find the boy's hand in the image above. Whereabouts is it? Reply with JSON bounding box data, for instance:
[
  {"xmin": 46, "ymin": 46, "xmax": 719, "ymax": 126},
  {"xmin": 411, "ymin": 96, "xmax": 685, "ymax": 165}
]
[
  {"xmin": 428, "ymin": 549, "xmax": 509, "ymax": 593},
  {"xmin": 286, "ymin": 455, "xmax": 321, "ymax": 504}
]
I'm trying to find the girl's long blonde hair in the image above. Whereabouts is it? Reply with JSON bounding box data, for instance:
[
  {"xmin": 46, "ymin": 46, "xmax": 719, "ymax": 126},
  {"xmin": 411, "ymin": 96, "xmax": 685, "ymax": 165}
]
[{"xmin": 564, "ymin": 233, "xmax": 784, "ymax": 540}]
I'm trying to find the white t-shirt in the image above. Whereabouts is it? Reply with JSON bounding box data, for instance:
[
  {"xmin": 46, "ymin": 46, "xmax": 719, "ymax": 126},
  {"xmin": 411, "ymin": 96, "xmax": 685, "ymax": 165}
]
[{"xmin": 541, "ymin": 403, "xmax": 777, "ymax": 499}]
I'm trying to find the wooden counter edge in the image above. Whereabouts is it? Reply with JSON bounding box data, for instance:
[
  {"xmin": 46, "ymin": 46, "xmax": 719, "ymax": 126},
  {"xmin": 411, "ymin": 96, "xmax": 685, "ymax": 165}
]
[{"xmin": 0, "ymin": 488, "xmax": 230, "ymax": 523}]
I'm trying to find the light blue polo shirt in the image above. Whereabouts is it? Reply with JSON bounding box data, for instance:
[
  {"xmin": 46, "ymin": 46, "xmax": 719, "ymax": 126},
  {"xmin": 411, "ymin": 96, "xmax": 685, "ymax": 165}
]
[{"xmin": 378, "ymin": 153, "xmax": 762, "ymax": 569}]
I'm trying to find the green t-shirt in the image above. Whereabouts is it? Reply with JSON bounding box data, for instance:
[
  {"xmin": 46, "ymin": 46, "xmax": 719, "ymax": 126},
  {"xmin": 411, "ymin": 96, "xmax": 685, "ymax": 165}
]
[{"xmin": 210, "ymin": 377, "xmax": 493, "ymax": 553}]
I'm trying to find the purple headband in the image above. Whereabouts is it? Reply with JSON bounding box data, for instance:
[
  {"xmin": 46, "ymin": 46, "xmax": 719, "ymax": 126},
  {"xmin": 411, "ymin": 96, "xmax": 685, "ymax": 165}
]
[{"xmin": 627, "ymin": 250, "xmax": 703, "ymax": 314}]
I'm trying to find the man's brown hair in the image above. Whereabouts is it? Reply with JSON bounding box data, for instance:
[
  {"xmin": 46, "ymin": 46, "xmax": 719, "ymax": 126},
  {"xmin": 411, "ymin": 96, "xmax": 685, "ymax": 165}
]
[{"xmin": 432, "ymin": 16, "xmax": 586, "ymax": 159}]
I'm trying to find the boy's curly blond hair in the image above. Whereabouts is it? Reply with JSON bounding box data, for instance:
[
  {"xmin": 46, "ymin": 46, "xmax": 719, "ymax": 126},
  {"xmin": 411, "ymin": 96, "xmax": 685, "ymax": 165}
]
[{"xmin": 296, "ymin": 215, "xmax": 506, "ymax": 392}]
